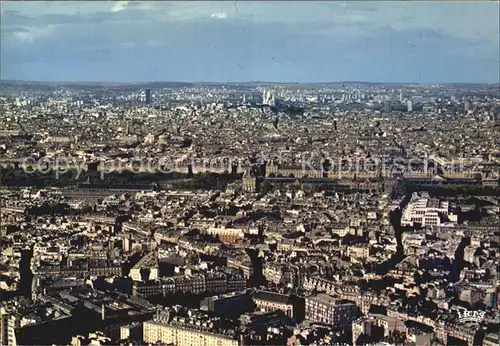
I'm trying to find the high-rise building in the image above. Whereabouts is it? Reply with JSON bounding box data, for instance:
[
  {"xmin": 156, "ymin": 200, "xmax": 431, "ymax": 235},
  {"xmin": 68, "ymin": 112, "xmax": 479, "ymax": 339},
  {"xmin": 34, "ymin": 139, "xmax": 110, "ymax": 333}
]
[
  {"xmin": 407, "ymin": 100, "xmax": 413, "ymax": 112},
  {"xmin": 262, "ymin": 89, "xmax": 276, "ymax": 106},
  {"xmin": 384, "ymin": 101, "xmax": 392, "ymax": 114},
  {"xmin": 262, "ymin": 90, "xmax": 268, "ymax": 105},
  {"xmin": 399, "ymin": 90, "xmax": 404, "ymax": 102},
  {"xmin": 145, "ymin": 89, "xmax": 152, "ymax": 104},
  {"xmin": 269, "ymin": 93, "xmax": 276, "ymax": 107},
  {"xmin": 464, "ymin": 100, "xmax": 471, "ymax": 111}
]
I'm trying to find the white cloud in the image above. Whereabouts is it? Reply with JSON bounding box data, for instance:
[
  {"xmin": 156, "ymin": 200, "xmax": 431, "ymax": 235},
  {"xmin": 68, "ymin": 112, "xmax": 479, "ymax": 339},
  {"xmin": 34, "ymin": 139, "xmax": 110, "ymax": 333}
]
[
  {"xmin": 110, "ymin": 1, "xmax": 130, "ymax": 13},
  {"xmin": 119, "ymin": 42, "xmax": 136, "ymax": 49},
  {"xmin": 11, "ymin": 26, "xmax": 57, "ymax": 43},
  {"xmin": 210, "ymin": 12, "xmax": 227, "ymax": 20},
  {"xmin": 1, "ymin": 1, "xmax": 498, "ymax": 49}
]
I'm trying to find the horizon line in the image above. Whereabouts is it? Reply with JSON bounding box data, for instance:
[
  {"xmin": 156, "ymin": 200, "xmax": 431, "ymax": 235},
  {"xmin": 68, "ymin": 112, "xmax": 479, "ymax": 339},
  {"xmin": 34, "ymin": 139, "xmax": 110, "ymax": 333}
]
[{"xmin": 2, "ymin": 79, "xmax": 498, "ymax": 86}]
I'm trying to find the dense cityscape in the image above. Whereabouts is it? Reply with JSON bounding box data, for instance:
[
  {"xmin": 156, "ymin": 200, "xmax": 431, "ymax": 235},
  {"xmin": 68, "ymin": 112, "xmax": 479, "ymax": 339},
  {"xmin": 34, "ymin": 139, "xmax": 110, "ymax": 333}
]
[
  {"xmin": 1, "ymin": 80, "xmax": 498, "ymax": 346},
  {"xmin": 1, "ymin": 1, "xmax": 499, "ymax": 346}
]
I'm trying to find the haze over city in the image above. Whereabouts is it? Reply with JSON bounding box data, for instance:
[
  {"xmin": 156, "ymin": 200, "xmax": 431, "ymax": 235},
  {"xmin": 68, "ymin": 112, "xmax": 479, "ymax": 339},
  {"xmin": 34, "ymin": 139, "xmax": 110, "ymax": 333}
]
[{"xmin": 1, "ymin": 2, "xmax": 499, "ymax": 346}]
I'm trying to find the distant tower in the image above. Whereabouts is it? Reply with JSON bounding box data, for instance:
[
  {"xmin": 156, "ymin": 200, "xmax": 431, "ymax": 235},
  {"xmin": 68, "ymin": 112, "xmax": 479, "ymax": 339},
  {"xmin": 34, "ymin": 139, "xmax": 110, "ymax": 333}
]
[
  {"xmin": 242, "ymin": 170, "xmax": 256, "ymax": 193},
  {"xmin": 399, "ymin": 90, "xmax": 404, "ymax": 102},
  {"xmin": 407, "ymin": 100, "xmax": 413, "ymax": 112},
  {"xmin": 270, "ymin": 93, "xmax": 276, "ymax": 107},
  {"xmin": 145, "ymin": 89, "xmax": 152, "ymax": 104},
  {"xmin": 263, "ymin": 89, "xmax": 275, "ymax": 106},
  {"xmin": 263, "ymin": 90, "xmax": 270, "ymax": 105},
  {"xmin": 242, "ymin": 94, "xmax": 246, "ymax": 104},
  {"xmin": 384, "ymin": 101, "xmax": 392, "ymax": 114},
  {"xmin": 464, "ymin": 100, "xmax": 471, "ymax": 112}
]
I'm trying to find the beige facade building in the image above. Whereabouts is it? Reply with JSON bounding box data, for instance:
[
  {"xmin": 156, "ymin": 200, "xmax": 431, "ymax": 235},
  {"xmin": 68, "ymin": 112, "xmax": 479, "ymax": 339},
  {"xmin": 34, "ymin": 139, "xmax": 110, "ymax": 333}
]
[{"xmin": 143, "ymin": 320, "xmax": 238, "ymax": 346}]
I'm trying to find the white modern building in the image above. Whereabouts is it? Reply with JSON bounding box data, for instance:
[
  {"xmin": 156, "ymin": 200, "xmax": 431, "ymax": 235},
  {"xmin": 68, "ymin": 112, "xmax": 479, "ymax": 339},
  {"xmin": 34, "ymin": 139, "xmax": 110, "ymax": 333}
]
[{"xmin": 401, "ymin": 193, "xmax": 450, "ymax": 227}]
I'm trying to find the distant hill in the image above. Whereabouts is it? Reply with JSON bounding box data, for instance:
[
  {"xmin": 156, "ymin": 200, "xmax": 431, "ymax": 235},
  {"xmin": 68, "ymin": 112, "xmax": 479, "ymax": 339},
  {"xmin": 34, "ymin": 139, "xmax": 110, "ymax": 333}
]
[
  {"xmin": 1, "ymin": 79, "xmax": 497, "ymax": 90},
  {"xmin": 0, "ymin": 80, "xmax": 197, "ymax": 90}
]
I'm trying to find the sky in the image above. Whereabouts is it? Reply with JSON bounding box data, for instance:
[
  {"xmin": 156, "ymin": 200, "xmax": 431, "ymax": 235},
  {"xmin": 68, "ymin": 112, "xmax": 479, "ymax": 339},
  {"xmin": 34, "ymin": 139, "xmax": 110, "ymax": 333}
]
[{"xmin": 1, "ymin": 1, "xmax": 499, "ymax": 83}]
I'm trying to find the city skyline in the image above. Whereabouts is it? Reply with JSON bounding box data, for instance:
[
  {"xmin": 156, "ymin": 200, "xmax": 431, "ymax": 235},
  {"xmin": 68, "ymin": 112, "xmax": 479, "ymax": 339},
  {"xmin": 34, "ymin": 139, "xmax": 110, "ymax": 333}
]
[
  {"xmin": 2, "ymin": 1, "xmax": 499, "ymax": 83},
  {"xmin": 1, "ymin": 5, "xmax": 499, "ymax": 342}
]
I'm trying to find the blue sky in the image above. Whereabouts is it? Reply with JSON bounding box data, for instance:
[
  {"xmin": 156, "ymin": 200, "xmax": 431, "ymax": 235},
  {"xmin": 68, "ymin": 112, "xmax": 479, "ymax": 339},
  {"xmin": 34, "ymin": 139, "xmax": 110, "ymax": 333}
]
[{"xmin": 1, "ymin": 1, "xmax": 499, "ymax": 83}]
